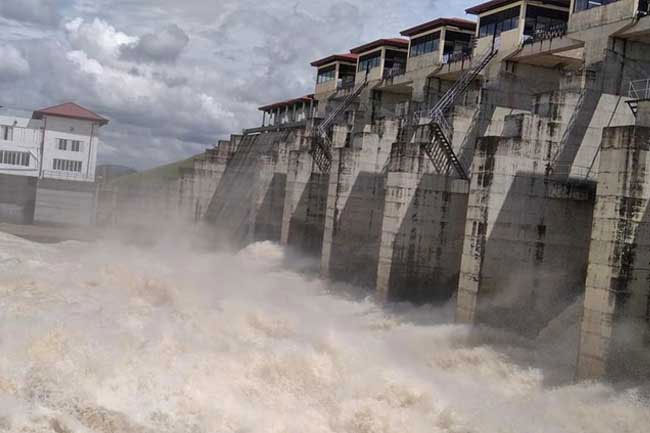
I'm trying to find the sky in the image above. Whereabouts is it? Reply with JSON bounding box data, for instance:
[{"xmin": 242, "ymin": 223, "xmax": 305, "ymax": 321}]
[{"xmin": 0, "ymin": 0, "xmax": 472, "ymax": 170}]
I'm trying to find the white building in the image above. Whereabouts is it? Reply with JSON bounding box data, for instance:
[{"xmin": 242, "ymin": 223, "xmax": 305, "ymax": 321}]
[
  {"xmin": 0, "ymin": 102, "xmax": 108, "ymax": 182},
  {"xmin": 0, "ymin": 102, "xmax": 108, "ymax": 226}
]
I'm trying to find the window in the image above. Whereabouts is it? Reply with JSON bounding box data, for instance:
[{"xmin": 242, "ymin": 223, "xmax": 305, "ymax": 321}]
[
  {"xmin": 478, "ymin": 7, "xmax": 521, "ymax": 38},
  {"xmin": 383, "ymin": 49, "xmax": 407, "ymax": 76},
  {"xmin": 338, "ymin": 64, "xmax": 357, "ymax": 87},
  {"xmin": 58, "ymin": 138, "xmax": 68, "ymax": 150},
  {"xmin": 524, "ymin": 6, "xmax": 568, "ymax": 38},
  {"xmin": 574, "ymin": 0, "xmax": 619, "ymax": 12},
  {"xmin": 443, "ymin": 31, "xmax": 472, "ymax": 56},
  {"xmin": 53, "ymin": 158, "xmax": 82, "ymax": 172},
  {"xmin": 0, "ymin": 150, "xmax": 30, "ymax": 166},
  {"xmin": 71, "ymin": 140, "xmax": 81, "ymax": 152},
  {"xmin": 317, "ymin": 65, "xmax": 336, "ymax": 84},
  {"xmin": 358, "ymin": 51, "xmax": 382, "ymax": 72},
  {"xmin": 410, "ymin": 32, "xmax": 440, "ymax": 57},
  {"xmin": 1, "ymin": 126, "xmax": 13, "ymax": 141}
]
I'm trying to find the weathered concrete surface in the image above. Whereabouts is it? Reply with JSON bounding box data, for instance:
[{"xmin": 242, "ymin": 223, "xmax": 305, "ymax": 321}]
[
  {"xmin": 0, "ymin": 222, "xmax": 98, "ymax": 243},
  {"xmin": 95, "ymin": 154, "xmax": 201, "ymax": 230},
  {"xmin": 34, "ymin": 178, "xmax": 97, "ymax": 226},
  {"xmin": 0, "ymin": 173, "xmax": 37, "ymax": 225},
  {"xmin": 577, "ymin": 125, "xmax": 650, "ymax": 380},
  {"xmin": 376, "ymin": 137, "xmax": 469, "ymax": 303},
  {"xmin": 280, "ymin": 135, "xmax": 329, "ymax": 257},
  {"xmin": 178, "ymin": 137, "xmax": 241, "ymax": 222},
  {"xmin": 457, "ymin": 112, "xmax": 595, "ymax": 335},
  {"xmin": 204, "ymin": 130, "xmax": 295, "ymax": 246},
  {"xmin": 320, "ymin": 122, "xmax": 395, "ymax": 288}
]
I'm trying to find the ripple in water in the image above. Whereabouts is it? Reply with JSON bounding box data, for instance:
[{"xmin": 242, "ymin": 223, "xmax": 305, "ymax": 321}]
[{"xmin": 0, "ymin": 232, "xmax": 647, "ymax": 432}]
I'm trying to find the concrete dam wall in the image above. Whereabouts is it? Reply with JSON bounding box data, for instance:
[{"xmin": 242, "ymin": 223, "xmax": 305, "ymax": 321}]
[{"xmin": 97, "ymin": 5, "xmax": 650, "ymax": 381}]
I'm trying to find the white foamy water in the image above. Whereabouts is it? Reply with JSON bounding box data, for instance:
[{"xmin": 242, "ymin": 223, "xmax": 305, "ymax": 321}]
[{"xmin": 0, "ymin": 232, "xmax": 648, "ymax": 432}]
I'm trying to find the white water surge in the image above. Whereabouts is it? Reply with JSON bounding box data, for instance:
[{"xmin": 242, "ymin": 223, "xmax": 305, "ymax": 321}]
[{"xmin": 0, "ymin": 232, "xmax": 648, "ymax": 432}]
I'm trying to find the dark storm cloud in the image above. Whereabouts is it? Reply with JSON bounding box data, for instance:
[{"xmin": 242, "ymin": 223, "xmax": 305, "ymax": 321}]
[
  {"xmin": 0, "ymin": 0, "xmax": 466, "ymax": 169},
  {"xmin": 120, "ymin": 24, "xmax": 190, "ymax": 64}
]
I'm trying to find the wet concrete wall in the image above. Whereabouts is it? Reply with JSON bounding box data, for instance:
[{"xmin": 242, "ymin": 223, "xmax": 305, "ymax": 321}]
[
  {"xmin": 457, "ymin": 113, "xmax": 596, "ymax": 336},
  {"xmin": 578, "ymin": 124, "xmax": 650, "ymax": 380},
  {"xmin": 376, "ymin": 138, "xmax": 469, "ymax": 303},
  {"xmin": 320, "ymin": 122, "xmax": 395, "ymax": 289},
  {"xmin": 0, "ymin": 173, "xmax": 36, "ymax": 225},
  {"xmin": 280, "ymin": 134, "xmax": 329, "ymax": 257},
  {"xmin": 204, "ymin": 130, "xmax": 294, "ymax": 246}
]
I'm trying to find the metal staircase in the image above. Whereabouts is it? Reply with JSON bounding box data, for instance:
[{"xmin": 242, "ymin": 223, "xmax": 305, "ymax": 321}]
[
  {"xmin": 421, "ymin": 48, "xmax": 498, "ymax": 179},
  {"xmin": 311, "ymin": 79, "xmax": 369, "ymax": 173}
]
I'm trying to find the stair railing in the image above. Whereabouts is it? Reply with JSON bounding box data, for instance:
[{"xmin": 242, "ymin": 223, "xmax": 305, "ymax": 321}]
[{"xmin": 418, "ymin": 47, "xmax": 497, "ymax": 179}]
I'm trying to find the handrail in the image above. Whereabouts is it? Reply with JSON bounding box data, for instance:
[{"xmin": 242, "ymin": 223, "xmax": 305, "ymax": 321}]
[
  {"xmin": 383, "ymin": 66, "xmax": 406, "ymax": 80},
  {"xmin": 629, "ymin": 78, "xmax": 650, "ymax": 100},
  {"xmin": 318, "ymin": 78, "xmax": 368, "ymax": 137},
  {"xmin": 522, "ymin": 23, "xmax": 568, "ymax": 46},
  {"xmin": 443, "ymin": 51, "xmax": 472, "ymax": 65},
  {"xmin": 428, "ymin": 47, "xmax": 497, "ymax": 118}
]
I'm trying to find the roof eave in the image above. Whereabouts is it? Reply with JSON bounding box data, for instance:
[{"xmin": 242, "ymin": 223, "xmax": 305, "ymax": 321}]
[
  {"xmin": 33, "ymin": 111, "xmax": 109, "ymax": 126},
  {"xmin": 400, "ymin": 19, "xmax": 476, "ymax": 37}
]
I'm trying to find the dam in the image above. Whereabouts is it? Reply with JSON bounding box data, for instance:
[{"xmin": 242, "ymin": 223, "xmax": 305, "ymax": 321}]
[{"xmin": 98, "ymin": 0, "xmax": 650, "ymax": 381}]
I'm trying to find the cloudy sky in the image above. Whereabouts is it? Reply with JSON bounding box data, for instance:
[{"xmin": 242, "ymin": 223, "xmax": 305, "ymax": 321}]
[{"xmin": 0, "ymin": 0, "xmax": 471, "ymax": 170}]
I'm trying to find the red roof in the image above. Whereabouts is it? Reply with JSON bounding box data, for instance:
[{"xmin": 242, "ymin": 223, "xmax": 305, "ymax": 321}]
[
  {"xmin": 466, "ymin": 0, "xmax": 569, "ymax": 14},
  {"xmin": 350, "ymin": 38, "xmax": 409, "ymax": 54},
  {"xmin": 311, "ymin": 53, "xmax": 359, "ymax": 68},
  {"xmin": 259, "ymin": 94, "xmax": 315, "ymax": 111},
  {"xmin": 401, "ymin": 18, "xmax": 476, "ymax": 37},
  {"xmin": 33, "ymin": 102, "xmax": 109, "ymax": 125}
]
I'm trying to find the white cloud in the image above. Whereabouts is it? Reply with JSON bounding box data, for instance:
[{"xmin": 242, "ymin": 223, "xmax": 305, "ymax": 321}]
[{"xmin": 65, "ymin": 17, "xmax": 136, "ymax": 61}]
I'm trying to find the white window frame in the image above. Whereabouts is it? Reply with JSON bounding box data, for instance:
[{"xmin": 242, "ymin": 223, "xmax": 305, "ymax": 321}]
[
  {"xmin": 1, "ymin": 125, "xmax": 13, "ymax": 141},
  {"xmin": 0, "ymin": 150, "xmax": 30, "ymax": 167}
]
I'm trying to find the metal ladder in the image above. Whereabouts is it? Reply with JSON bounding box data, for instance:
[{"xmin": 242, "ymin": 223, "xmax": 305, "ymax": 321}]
[
  {"xmin": 422, "ymin": 48, "xmax": 498, "ymax": 179},
  {"xmin": 311, "ymin": 79, "xmax": 369, "ymax": 173}
]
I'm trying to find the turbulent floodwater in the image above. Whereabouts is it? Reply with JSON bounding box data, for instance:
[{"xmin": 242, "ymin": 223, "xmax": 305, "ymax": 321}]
[{"xmin": 0, "ymin": 232, "xmax": 648, "ymax": 433}]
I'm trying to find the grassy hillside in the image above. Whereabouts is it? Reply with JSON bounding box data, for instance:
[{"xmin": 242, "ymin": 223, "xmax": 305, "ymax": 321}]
[{"xmin": 109, "ymin": 156, "xmax": 196, "ymax": 188}]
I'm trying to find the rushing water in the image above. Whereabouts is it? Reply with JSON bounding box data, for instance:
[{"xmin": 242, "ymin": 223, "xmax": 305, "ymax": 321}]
[{"xmin": 0, "ymin": 232, "xmax": 648, "ymax": 433}]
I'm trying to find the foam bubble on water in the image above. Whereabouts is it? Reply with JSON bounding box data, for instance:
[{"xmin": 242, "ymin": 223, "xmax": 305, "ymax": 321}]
[{"xmin": 0, "ymin": 233, "xmax": 648, "ymax": 432}]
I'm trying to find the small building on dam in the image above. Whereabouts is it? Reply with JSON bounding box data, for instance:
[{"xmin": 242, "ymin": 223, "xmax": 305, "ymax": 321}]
[
  {"xmin": 0, "ymin": 102, "xmax": 108, "ymax": 226},
  {"xmin": 98, "ymin": 0, "xmax": 650, "ymax": 381}
]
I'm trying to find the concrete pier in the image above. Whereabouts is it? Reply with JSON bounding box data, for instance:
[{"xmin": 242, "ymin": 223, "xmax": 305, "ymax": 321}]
[
  {"xmin": 280, "ymin": 134, "xmax": 329, "ymax": 256},
  {"xmin": 376, "ymin": 131, "xmax": 469, "ymax": 303},
  {"xmin": 178, "ymin": 136, "xmax": 241, "ymax": 222},
  {"xmin": 457, "ymin": 111, "xmax": 596, "ymax": 334},
  {"xmin": 577, "ymin": 122, "xmax": 650, "ymax": 380},
  {"xmin": 204, "ymin": 130, "xmax": 294, "ymax": 245},
  {"xmin": 320, "ymin": 123, "xmax": 394, "ymax": 287}
]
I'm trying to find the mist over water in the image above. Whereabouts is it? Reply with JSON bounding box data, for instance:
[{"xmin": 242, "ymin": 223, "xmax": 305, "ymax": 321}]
[{"xmin": 0, "ymin": 232, "xmax": 648, "ymax": 433}]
